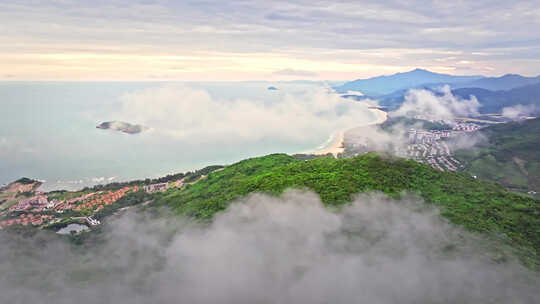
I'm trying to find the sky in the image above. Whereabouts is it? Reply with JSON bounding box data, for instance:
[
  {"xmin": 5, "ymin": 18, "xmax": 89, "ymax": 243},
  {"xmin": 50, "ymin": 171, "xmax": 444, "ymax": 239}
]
[{"xmin": 1, "ymin": 0, "xmax": 540, "ymax": 81}]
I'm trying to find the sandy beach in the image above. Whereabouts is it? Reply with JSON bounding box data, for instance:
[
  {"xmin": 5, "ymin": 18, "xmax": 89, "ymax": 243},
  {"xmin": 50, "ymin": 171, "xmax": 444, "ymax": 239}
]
[{"xmin": 314, "ymin": 108, "xmax": 388, "ymax": 156}]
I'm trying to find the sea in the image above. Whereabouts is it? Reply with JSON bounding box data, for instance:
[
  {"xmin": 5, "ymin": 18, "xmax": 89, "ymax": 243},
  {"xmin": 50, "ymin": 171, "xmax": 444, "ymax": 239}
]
[{"xmin": 0, "ymin": 81, "xmax": 374, "ymax": 191}]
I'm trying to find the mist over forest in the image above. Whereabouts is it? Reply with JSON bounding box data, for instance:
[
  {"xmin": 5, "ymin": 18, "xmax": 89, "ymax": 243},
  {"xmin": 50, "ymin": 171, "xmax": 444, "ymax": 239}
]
[{"xmin": 1, "ymin": 191, "xmax": 538, "ymax": 304}]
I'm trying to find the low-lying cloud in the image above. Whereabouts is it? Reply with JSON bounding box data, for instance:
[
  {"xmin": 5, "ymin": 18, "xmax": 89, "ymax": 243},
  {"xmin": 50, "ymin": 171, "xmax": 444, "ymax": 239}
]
[
  {"xmin": 345, "ymin": 86, "xmax": 487, "ymax": 157},
  {"xmin": 342, "ymin": 85, "xmax": 485, "ymax": 156},
  {"xmin": 502, "ymin": 104, "xmax": 538, "ymax": 119},
  {"xmin": 116, "ymin": 85, "xmax": 377, "ymax": 144},
  {"xmin": 344, "ymin": 123, "xmax": 408, "ymax": 155},
  {"xmin": 391, "ymin": 85, "xmax": 481, "ymax": 120},
  {"xmin": 1, "ymin": 190, "xmax": 538, "ymax": 304},
  {"xmin": 446, "ymin": 131, "xmax": 489, "ymax": 151}
]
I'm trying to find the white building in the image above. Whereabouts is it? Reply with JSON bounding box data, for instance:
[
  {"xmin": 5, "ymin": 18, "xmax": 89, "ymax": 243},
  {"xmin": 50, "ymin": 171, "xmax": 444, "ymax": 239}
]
[
  {"xmin": 144, "ymin": 182, "xmax": 169, "ymax": 193},
  {"xmin": 86, "ymin": 216, "xmax": 101, "ymax": 226}
]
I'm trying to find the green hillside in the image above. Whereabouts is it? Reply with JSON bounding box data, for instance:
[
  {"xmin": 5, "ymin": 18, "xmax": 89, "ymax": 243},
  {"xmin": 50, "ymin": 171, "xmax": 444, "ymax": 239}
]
[
  {"xmin": 155, "ymin": 153, "xmax": 540, "ymax": 268},
  {"xmin": 455, "ymin": 118, "xmax": 540, "ymax": 193}
]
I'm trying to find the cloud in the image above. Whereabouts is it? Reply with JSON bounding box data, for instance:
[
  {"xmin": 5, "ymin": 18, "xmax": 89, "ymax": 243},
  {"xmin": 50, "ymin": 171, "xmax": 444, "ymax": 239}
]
[
  {"xmin": 501, "ymin": 104, "xmax": 538, "ymax": 119},
  {"xmin": 345, "ymin": 90, "xmax": 364, "ymax": 96},
  {"xmin": 2, "ymin": 1, "xmax": 540, "ymax": 79},
  {"xmin": 344, "ymin": 123, "xmax": 408, "ymax": 155},
  {"xmin": 116, "ymin": 85, "xmax": 377, "ymax": 143},
  {"xmin": 273, "ymin": 68, "xmax": 318, "ymax": 77},
  {"xmin": 344, "ymin": 101, "xmax": 486, "ymax": 158},
  {"xmin": 391, "ymin": 85, "xmax": 481, "ymax": 120},
  {"xmin": 91, "ymin": 177, "xmax": 106, "ymax": 183},
  {"xmin": 446, "ymin": 131, "xmax": 489, "ymax": 151},
  {"xmin": 0, "ymin": 190, "xmax": 538, "ymax": 303}
]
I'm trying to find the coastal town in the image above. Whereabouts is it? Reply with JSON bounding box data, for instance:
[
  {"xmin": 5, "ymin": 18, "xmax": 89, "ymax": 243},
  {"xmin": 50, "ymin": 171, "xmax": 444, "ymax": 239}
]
[
  {"xmin": 0, "ymin": 178, "xmax": 187, "ymax": 233},
  {"xmin": 0, "ymin": 161, "xmax": 226, "ymax": 235},
  {"xmin": 401, "ymin": 121, "xmax": 481, "ymax": 171},
  {"xmin": 344, "ymin": 118, "xmax": 484, "ymax": 172}
]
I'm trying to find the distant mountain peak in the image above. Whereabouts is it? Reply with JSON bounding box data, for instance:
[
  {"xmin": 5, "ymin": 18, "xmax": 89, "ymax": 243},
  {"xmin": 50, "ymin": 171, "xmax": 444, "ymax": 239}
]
[
  {"xmin": 334, "ymin": 68, "xmax": 482, "ymax": 95},
  {"xmin": 459, "ymin": 73, "xmax": 540, "ymax": 91},
  {"xmin": 501, "ymin": 73, "xmax": 522, "ymax": 78}
]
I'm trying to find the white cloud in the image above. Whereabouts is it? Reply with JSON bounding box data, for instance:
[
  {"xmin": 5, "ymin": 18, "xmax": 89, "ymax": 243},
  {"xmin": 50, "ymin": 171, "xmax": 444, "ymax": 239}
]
[
  {"xmin": 273, "ymin": 68, "xmax": 318, "ymax": 77},
  {"xmin": 117, "ymin": 85, "xmax": 377, "ymax": 144},
  {"xmin": 1, "ymin": 190, "xmax": 537, "ymax": 303},
  {"xmin": 344, "ymin": 123, "xmax": 407, "ymax": 155},
  {"xmin": 391, "ymin": 85, "xmax": 480, "ymax": 120},
  {"xmin": 501, "ymin": 104, "xmax": 538, "ymax": 119},
  {"xmin": 91, "ymin": 177, "xmax": 106, "ymax": 183},
  {"xmin": 345, "ymin": 90, "xmax": 364, "ymax": 96},
  {"xmin": 2, "ymin": 1, "xmax": 540, "ymax": 79}
]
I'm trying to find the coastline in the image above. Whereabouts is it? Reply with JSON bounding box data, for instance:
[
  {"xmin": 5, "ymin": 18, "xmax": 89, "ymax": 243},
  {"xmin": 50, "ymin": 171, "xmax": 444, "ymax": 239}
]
[
  {"xmin": 13, "ymin": 108, "xmax": 388, "ymax": 191},
  {"xmin": 313, "ymin": 108, "xmax": 388, "ymax": 156}
]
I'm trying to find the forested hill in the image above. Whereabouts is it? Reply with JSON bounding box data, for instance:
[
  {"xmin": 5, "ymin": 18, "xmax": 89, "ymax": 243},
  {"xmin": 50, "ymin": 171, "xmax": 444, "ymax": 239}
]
[
  {"xmin": 155, "ymin": 153, "xmax": 540, "ymax": 268},
  {"xmin": 455, "ymin": 118, "xmax": 540, "ymax": 193}
]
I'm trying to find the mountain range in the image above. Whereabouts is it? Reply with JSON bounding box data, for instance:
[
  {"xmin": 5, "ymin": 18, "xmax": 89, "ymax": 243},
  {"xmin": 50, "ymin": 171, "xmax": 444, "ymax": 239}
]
[
  {"xmin": 336, "ymin": 69, "xmax": 540, "ymax": 114},
  {"xmin": 454, "ymin": 74, "xmax": 540, "ymax": 91},
  {"xmin": 452, "ymin": 84, "xmax": 540, "ymax": 113},
  {"xmin": 335, "ymin": 68, "xmax": 482, "ymax": 96}
]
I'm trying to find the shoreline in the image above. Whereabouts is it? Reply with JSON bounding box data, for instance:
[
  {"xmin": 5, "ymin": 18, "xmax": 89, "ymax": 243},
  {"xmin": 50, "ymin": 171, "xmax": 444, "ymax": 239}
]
[
  {"xmin": 10, "ymin": 109, "xmax": 388, "ymax": 192},
  {"xmin": 313, "ymin": 108, "xmax": 388, "ymax": 156}
]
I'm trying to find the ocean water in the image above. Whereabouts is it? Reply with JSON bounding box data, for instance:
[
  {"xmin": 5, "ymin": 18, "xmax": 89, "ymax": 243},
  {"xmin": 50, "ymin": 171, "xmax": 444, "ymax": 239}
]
[{"xmin": 1, "ymin": 81, "xmax": 375, "ymax": 191}]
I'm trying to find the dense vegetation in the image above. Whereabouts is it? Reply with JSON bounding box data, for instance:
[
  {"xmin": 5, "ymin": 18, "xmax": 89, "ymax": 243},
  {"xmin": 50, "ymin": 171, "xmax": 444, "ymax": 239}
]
[
  {"xmin": 455, "ymin": 118, "xmax": 540, "ymax": 193},
  {"xmin": 155, "ymin": 153, "xmax": 540, "ymax": 268},
  {"xmin": 94, "ymin": 189, "xmax": 152, "ymax": 220},
  {"xmin": 14, "ymin": 177, "xmax": 38, "ymax": 185}
]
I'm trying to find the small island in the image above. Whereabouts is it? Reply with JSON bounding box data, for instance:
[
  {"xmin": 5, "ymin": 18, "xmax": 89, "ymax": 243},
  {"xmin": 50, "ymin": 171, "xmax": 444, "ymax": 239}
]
[
  {"xmin": 267, "ymin": 86, "xmax": 279, "ymax": 91},
  {"xmin": 96, "ymin": 121, "xmax": 147, "ymax": 134}
]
